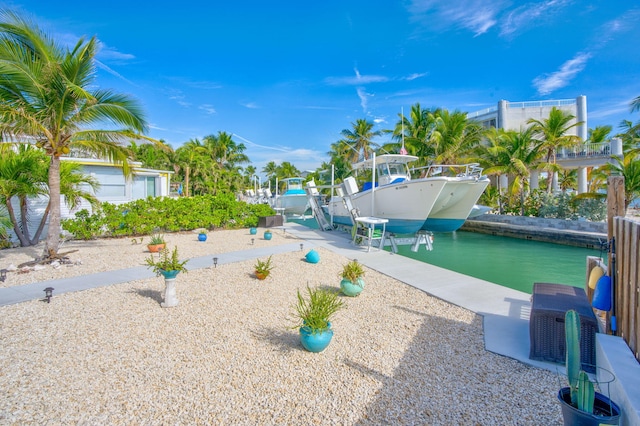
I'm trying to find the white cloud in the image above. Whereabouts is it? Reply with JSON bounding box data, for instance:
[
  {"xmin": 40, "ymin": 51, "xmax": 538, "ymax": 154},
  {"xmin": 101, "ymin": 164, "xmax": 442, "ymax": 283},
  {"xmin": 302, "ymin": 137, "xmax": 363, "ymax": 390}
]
[
  {"xmin": 241, "ymin": 102, "xmax": 260, "ymax": 109},
  {"xmin": 198, "ymin": 104, "xmax": 217, "ymax": 115},
  {"xmin": 356, "ymin": 87, "xmax": 371, "ymax": 112},
  {"xmin": 500, "ymin": 0, "xmax": 572, "ymax": 37},
  {"xmin": 404, "ymin": 72, "xmax": 428, "ymax": 81},
  {"xmin": 407, "ymin": 0, "xmax": 507, "ymax": 36},
  {"xmin": 532, "ymin": 52, "xmax": 591, "ymax": 95},
  {"xmin": 94, "ymin": 59, "xmax": 138, "ymax": 87},
  {"xmin": 325, "ymin": 74, "xmax": 388, "ymax": 86}
]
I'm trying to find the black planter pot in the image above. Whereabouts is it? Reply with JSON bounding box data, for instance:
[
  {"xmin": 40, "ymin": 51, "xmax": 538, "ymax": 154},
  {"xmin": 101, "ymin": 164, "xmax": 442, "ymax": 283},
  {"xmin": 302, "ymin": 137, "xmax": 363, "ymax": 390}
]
[{"xmin": 557, "ymin": 387, "xmax": 621, "ymax": 425}]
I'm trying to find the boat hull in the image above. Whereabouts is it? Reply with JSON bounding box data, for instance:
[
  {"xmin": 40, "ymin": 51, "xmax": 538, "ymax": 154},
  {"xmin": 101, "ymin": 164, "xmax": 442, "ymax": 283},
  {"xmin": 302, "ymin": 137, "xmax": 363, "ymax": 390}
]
[
  {"xmin": 421, "ymin": 177, "xmax": 489, "ymax": 232},
  {"xmin": 327, "ymin": 179, "xmax": 447, "ymax": 234},
  {"xmin": 275, "ymin": 193, "xmax": 308, "ymax": 215}
]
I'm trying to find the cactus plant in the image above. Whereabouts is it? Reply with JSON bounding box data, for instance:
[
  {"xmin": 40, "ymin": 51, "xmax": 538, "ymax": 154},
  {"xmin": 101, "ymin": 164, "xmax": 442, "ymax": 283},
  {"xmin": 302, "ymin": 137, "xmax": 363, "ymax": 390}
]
[
  {"xmin": 565, "ymin": 309, "xmax": 582, "ymax": 407},
  {"xmin": 565, "ymin": 309, "xmax": 595, "ymax": 414},
  {"xmin": 559, "ymin": 309, "xmax": 620, "ymax": 424}
]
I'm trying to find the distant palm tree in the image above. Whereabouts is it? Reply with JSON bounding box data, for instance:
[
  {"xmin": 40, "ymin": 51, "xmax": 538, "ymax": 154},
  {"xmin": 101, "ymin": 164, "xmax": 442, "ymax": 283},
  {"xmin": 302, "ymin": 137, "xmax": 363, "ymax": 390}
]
[
  {"xmin": 340, "ymin": 119, "xmax": 381, "ymax": 161},
  {"xmin": 528, "ymin": 107, "xmax": 582, "ymax": 193},
  {"xmin": 0, "ymin": 10, "xmax": 151, "ymax": 257}
]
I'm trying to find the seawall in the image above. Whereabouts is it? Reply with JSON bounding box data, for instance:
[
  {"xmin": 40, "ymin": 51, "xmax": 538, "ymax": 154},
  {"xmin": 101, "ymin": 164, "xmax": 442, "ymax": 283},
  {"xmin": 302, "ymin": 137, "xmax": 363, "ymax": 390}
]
[{"xmin": 461, "ymin": 214, "xmax": 607, "ymax": 249}]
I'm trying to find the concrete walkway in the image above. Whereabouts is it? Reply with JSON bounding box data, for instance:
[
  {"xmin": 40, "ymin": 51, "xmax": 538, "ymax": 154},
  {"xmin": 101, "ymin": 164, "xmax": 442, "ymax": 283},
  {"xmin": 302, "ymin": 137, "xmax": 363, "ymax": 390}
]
[{"xmin": 0, "ymin": 223, "xmax": 561, "ymax": 373}]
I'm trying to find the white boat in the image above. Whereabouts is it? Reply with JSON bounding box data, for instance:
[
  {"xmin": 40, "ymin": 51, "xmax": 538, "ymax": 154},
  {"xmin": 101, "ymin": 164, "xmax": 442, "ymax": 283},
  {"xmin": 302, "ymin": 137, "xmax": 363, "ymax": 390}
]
[
  {"xmin": 418, "ymin": 164, "xmax": 490, "ymax": 232},
  {"xmin": 274, "ymin": 177, "xmax": 309, "ymax": 215},
  {"xmin": 326, "ymin": 154, "xmax": 448, "ymax": 234}
]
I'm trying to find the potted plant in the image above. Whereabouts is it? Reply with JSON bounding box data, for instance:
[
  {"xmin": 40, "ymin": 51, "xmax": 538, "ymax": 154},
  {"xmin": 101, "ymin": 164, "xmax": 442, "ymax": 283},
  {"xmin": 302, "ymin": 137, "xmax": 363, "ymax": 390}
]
[
  {"xmin": 557, "ymin": 310, "xmax": 620, "ymax": 425},
  {"xmin": 264, "ymin": 230, "xmax": 272, "ymax": 240},
  {"xmin": 196, "ymin": 228, "xmax": 207, "ymax": 242},
  {"xmin": 249, "ymin": 226, "xmax": 258, "ymax": 235},
  {"xmin": 254, "ymin": 255, "xmax": 274, "ymax": 280},
  {"xmin": 291, "ymin": 285, "xmax": 344, "ymax": 353},
  {"xmin": 145, "ymin": 246, "xmax": 188, "ymax": 308},
  {"xmin": 147, "ymin": 233, "xmax": 166, "ymax": 253},
  {"xmin": 340, "ymin": 259, "xmax": 365, "ymax": 297}
]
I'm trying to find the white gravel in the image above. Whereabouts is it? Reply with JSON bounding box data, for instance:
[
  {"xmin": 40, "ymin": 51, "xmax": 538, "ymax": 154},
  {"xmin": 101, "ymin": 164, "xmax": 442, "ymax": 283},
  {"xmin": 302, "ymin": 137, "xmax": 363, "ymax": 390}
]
[{"xmin": 0, "ymin": 229, "xmax": 563, "ymax": 425}]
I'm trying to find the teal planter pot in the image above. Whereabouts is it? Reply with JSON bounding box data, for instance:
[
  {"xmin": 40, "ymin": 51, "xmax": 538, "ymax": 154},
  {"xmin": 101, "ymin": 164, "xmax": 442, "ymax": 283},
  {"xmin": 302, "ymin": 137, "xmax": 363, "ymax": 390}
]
[
  {"xmin": 340, "ymin": 278, "xmax": 365, "ymax": 297},
  {"xmin": 264, "ymin": 231, "xmax": 272, "ymax": 240},
  {"xmin": 198, "ymin": 233, "xmax": 207, "ymax": 242},
  {"xmin": 305, "ymin": 249, "xmax": 320, "ymax": 264},
  {"xmin": 299, "ymin": 326, "xmax": 333, "ymax": 352},
  {"xmin": 249, "ymin": 227, "xmax": 257, "ymax": 235},
  {"xmin": 160, "ymin": 270, "xmax": 180, "ymax": 279}
]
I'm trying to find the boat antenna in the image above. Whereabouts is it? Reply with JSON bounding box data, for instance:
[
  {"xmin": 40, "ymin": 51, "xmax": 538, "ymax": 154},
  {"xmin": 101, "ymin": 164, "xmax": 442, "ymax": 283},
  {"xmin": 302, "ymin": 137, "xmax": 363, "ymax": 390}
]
[{"xmin": 400, "ymin": 107, "xmax": 407, "ymax": 155}]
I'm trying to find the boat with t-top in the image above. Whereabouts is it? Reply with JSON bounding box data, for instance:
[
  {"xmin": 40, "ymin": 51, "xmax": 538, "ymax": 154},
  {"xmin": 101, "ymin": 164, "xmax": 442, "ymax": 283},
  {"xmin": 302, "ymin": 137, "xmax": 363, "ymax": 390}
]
[
  {"xmin": 325, "ymin": 153, "xmax": 489, "ymax": 234},
  {"xmin": 274, "ymin": 177, "xmax": 309, "ymax": 215}
]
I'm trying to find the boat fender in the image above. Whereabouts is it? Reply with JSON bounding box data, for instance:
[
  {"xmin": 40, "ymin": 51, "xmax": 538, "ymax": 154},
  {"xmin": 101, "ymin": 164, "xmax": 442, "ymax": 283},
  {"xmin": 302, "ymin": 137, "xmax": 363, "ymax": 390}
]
[{"xmin": 588, "ymin": 266, "xmax": 604, "ymax": 290}]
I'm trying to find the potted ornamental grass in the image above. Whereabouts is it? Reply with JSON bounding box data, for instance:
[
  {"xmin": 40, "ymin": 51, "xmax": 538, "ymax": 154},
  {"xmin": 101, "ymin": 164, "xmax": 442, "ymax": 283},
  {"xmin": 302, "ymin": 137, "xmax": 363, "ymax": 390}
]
[
  {"xmin": 340, "ymin": 259, "xmax": 365, "ymax": 297},
  {"xmin": 145, "ymin": 246, "xmax": 188, "ymax": 308},
  {"xmin": 292, "ymin": 285, "xmax": 344, "ymax": 352},
  {"xmin": 557, "ymin": 309, "xmax": 620, "ymax": 425},
  {"xmin": 254, "ymin": 255, "xmax": 274, "ymax": 280}
]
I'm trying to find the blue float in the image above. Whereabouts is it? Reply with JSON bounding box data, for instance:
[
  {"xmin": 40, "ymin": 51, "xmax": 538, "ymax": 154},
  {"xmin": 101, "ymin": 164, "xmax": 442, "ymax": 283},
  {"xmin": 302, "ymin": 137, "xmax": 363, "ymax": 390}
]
[
  {"xmin": 305, "ymin": 249, "xmax": 320, "ymax": 263},
  {"xmin": 592, "ymin": 275, "xmax": 612, "ymax": 311}
]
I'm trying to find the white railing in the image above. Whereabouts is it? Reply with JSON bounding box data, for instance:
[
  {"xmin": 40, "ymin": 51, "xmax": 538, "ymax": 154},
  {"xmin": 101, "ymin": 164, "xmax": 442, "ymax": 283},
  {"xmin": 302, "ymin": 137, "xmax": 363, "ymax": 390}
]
[
  {"xmin": 557, "ymin": 142, "xmax": 611, "ymax": 159},
  {"xmin": 507, "ymin": 99, "xmax": 576, "ymax": 109}
]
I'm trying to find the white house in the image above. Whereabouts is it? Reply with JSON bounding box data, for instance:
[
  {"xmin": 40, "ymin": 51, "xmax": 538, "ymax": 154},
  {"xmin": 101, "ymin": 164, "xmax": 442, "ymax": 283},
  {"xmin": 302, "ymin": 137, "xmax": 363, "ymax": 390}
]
[{"xmin": 6, "ymin": 157, "xmax": 173, "ymax": 243}]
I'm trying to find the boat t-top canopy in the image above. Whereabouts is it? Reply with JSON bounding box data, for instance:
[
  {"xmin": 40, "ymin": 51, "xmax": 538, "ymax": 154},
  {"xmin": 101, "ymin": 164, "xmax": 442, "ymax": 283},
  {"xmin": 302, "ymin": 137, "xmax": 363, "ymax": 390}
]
[{"xmin": 351, "ymin": 154, "xmax": 419, "ymax": 171}]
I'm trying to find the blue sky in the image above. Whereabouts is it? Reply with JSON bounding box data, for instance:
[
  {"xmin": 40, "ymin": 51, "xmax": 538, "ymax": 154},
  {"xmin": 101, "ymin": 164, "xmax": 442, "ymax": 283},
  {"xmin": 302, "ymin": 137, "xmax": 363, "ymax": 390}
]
[{"xmin": 5, "ymin": 1, "xmax": 640, "ymax": 176}]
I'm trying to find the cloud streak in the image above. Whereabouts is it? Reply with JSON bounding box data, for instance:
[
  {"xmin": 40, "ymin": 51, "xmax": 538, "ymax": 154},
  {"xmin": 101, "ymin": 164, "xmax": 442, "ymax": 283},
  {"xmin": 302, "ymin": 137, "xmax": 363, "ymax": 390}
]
[
  {"xmin": 532, "ymin": 52, "xmax": 591, "ymax": 95},
  {"xmin": 407, "ymin": 0, "xmax": 508, "ymax": 36}
]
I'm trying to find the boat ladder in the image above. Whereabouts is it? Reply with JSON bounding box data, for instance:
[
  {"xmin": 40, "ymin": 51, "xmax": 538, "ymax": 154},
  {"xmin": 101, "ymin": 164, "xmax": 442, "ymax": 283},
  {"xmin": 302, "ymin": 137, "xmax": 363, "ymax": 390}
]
[{"xmin": 305, "ymin": 183, "xmax": 332, "ymax": 231}]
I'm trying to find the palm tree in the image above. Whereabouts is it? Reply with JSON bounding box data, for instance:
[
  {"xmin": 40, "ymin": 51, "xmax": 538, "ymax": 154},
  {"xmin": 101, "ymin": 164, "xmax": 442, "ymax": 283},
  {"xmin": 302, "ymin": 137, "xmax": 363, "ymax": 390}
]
[
  {"xmin": 482, "ymin": 127, "xmax": 542, "ymax": 215},
  {"xmin": 340, "ymin": 119, "xmax": 381, "ymax": 161},
  {"xmin": 587, "ymin": 125, "xmax": 612, "ymax": 144},
  {"xmin": 527, "ymin": 107, "xmax": 582, "ymax": 193},
  {"xmin": 594, "ymin": 152, "xmax": 640, "ymax": 209},
  {"xmin": 429, "ymin": 109, "xmax": 483, "ymax": 165},
  {"xmin": 384, "ymin": 103, "xmax": 440, "ymax": 165},
  {"xmin": 0, "ymin": 145, "xmax": 98, "ymax": 246},
  {"xmin": 262, "ymin": 161, "xmax": 278, "ymax": 191},
  {"xmin": 0, "ymin": 10, "xmax": 150, "ymax": 257}
]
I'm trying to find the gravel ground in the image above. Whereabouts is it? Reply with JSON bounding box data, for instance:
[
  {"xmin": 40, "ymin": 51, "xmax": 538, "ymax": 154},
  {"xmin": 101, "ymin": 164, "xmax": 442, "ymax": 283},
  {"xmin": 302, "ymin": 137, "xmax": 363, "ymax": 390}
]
[{"xmin": 0, "ymin": 229, "xmax": 563, "ymax": 425}]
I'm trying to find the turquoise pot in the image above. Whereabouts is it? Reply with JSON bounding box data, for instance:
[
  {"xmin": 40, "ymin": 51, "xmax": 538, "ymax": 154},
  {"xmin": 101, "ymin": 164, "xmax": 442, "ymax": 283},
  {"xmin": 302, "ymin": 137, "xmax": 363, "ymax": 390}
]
[
  {"xmin": 264, "ymin": 231, "xmax": 272, "ymax": 240},
  {"xmin": 249, "ymin": 227, "xmax": 257, "ymax": 235},
  {"xmin": 160, "ymin": 270, "xmax": 180, "ymax": 279},
  {"xmin": 198, "ymin": 233, "xmax": 207, "ymax": 242},
  {"xmin": 305, "ymin": 249, "xmax": 320, "ymax": 264},
  {"xmin": 299, "ymin": 325, "xmax": 333, "ymax": 352},
  {"xmin": 340, "ymin": 278, "xmax": 365, "ymax": 297}
]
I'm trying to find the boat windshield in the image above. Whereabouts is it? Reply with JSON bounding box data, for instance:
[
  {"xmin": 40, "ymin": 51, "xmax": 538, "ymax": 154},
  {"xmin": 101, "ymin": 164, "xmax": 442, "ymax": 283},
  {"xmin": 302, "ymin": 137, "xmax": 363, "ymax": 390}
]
[{"xmin": 286, "ymin": 179, "xmax": 303, "ymax": 190}]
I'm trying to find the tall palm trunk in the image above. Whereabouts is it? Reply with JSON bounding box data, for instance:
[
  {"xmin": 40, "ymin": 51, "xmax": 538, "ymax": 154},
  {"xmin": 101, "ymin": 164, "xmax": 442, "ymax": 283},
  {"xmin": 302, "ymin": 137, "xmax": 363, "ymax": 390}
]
[{"xmin": 44, "ymin": 156, "xmax": 61, "ymax": 257}]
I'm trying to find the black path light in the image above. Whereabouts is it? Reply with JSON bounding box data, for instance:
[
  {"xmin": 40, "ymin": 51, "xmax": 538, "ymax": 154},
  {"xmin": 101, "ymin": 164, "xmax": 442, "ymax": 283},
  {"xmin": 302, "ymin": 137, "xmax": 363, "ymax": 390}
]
[
  {"xmin": 212, "ymin": 257, "xmax": 218, "ymax": 268},
  {"xmin": 251, "ymin": 238, "xmax": 255, "ymax": 245},
  {"xmin": 0, "ymin": 269, "xmax": 7, "ymax": 282},
  {"xmin": 44, "ymin": 287, "xmax": 54, "ymax": 303},
  {"xmin": 300, "ymin": 243, "xmax": 304, "ymax": 251}
]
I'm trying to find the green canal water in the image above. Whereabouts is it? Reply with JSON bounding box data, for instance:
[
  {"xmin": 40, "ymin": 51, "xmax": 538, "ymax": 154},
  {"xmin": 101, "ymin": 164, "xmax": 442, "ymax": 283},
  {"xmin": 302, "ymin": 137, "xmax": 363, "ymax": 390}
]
[
  {"xmin": 395, "ymin": 231, "xmax": 601, "ymax": 294},
  {"xmin": 289, "ymin": 218, "xmax": 602, "ymax": 294}
]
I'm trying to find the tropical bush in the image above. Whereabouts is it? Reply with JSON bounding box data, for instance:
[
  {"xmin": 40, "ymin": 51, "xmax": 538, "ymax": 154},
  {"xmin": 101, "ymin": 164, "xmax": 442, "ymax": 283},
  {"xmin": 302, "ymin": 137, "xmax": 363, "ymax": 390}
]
[{"xmin": 62, "ymin": 194, "xmax": 274, "ymax": 239}]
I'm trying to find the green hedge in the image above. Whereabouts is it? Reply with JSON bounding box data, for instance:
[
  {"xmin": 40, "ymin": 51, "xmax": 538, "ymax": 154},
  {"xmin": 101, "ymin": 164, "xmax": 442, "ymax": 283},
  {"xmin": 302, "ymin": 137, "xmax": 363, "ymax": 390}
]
[{"xmin": 62, "ymin": 194, "xmax": 275, "ymax": 239}]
